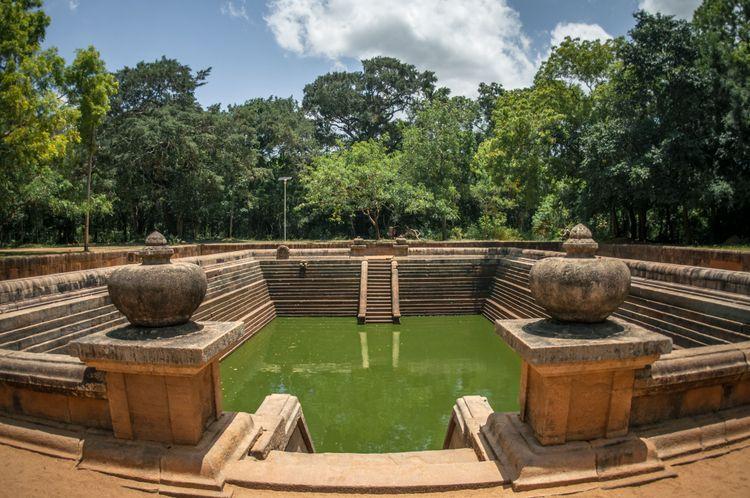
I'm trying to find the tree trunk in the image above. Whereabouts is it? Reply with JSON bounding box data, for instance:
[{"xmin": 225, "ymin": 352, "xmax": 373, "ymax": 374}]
[
  {"xmin": 627, "ymin": 206, "xmax": 636, "ymax": 241},
  {"xmin": 83, "ymin": 142, "xmax": 95, "ymax": 252},
  {"xmin": 442, "ymin": 215, "xmax": 447, "ymax": 241},
  {"xmin": 365, "ymin": 210, "xmax": 380, "ymax": 240},
  {"xmin": 637, "ymin": 207, "xmax": 648, "ymax": 242},
  {"xmin": 229, "ymin": 204, "xmax": 234, "ymax": 239},
  {"xmin": 609, "ymin": 206, "xmax": 619, "ymax": 238},
  {"xmin": 682, "ymin": 205, "xmax": 692, "ymax": 244}
]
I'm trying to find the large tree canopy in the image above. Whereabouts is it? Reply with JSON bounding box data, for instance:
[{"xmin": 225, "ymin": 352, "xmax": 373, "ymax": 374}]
[
  {"xmin": 2, "ymin": 1, "xmax": 750, "ymax": 245},
  {"xmin": 302, "ymin": 56, "xmax": 437, "ymax": 146}
]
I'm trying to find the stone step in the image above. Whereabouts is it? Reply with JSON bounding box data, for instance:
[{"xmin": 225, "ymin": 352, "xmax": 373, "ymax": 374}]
[
  {"xmin": 26, "ymin": 314, "xmax": 128, "ymax": 353},
  {"xmin": 0, "ymin": 292, "xmax": 111, "ymax": 334},
  {"xmin": 0, "ymin": 303, "xmax": 116, "ymax": 343},
  {"xmin": 621, "ymin": 300, "xmax": 748, "ymax": 343},
  {"xmin": 1, "ymin": 309, "xmax": 124, "ymax": 351},
  {"xmin": 226, "ymin": 450, "xmax": 505, "ymax": 493},
  {"xmin": 615, "ymin": 308, "xmax": 722, "ymax": 347}
]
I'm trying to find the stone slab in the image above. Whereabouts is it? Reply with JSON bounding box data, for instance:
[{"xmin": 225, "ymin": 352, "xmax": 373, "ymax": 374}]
[
  {"xmin": 69, "ymin": 321, "xmax": 244, "ymax": 367},
  {"xmin": 495, "ymin": 318, "xmax": 672, "ymax": 365}
]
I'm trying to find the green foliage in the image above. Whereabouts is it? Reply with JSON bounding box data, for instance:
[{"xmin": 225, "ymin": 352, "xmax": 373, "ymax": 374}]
[
  {"xmin": 401, "ymin": 97, "xmax": 479, "ymax": 239},
  {"xmin": 472, "ymin": 81, "xmax": 584, "ymax": 232},
  {"xmin": 65, "ymin": 46, "xmax": 118, "ymax": 249},
  {"xmin": 532, "ymin": 190, "xmax": 572, "ymax": 240},
  {"xmin": 298, "ymin": 139, "xmax": 419, "ymax": 239},
  {"xmin": 302, "ymin": 56, "xmax": 436, "ymax": 146},
  {"xmin": 0, "ymin": 0, "xmax": 77, "ymax": 239},
  {"xmin": 3, "ymin": 1, "xmax": 750, "ymax": 245}
]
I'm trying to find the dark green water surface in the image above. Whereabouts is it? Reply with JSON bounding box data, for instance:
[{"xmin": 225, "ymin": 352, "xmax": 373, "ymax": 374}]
[{"xmin": 220, "ymin": 315, "xmax": 520, "ymax": 453}]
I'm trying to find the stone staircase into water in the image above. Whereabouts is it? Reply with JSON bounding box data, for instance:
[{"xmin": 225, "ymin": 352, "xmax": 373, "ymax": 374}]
[
  {"xmin": 482, "ymin": 257, "xmax": 750, "ymax": 349},
  {"xmin": 0, "ymin": 256, "xmax": 275, "ymax": 355},
  {"xmin": 364, "ymin": 259, "xmax": 395, "ymax": 324}
]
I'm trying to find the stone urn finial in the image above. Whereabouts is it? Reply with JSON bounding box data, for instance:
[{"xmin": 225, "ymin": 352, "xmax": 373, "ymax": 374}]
[
  {"xmin": 529, "ymin": 224, "xmax": 630, "ymax": 323},
  {"xmin": 108, "ymin": 231, "xmax": 208, "ymax": 328},
  {"xmin": 562, "ymin": 223, "xmax": 598, "ymax": 257}
]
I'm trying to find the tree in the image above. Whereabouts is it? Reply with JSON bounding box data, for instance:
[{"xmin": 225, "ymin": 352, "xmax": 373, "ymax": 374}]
[
  {"xmin": 401, "ymin": 97, "xmax": 479, "ymax": 239},
  {"xmin": 302, "ymin": 57, "xmax": 436, "ymax": 145},
  {"xmin": 472, "ymin": 81, "xmax": 584, "ymax": 233},
  {"xmin": 299, "ymin": 140, "xmax": 411, "ymax": 239},
  {"xmin": 109, "ymin": 56, "xmax": 209, "ymax": 115},
  {"xmin": 66, "ymin": 46, "xmax": 118, "ymax": 251},
  {"xmin": 0, "ymin": 0, "xmax": 77, "ymax": 242},
  {"xmin": 476, "ymin": 82, "xmax": 505, "ymax": 136},
  {"xmin": 228, "ymin": 97, "xmax": 317, "ymax": 238},
  {"xmin": 694, "ymin": 0, "xmax": 750, "ymax": 241},
  {"xmin": 581, "ymin": 12, "xmax": 715, "ymax": 242},
  {"xmin": 536, "ymin": 37, "xmax": 619, "ymax": 92}
]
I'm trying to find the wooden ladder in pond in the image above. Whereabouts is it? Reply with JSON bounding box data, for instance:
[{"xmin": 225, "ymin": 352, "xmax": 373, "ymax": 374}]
[{"xmin": 359, "ymin": 258, "xmax": 400, "ymax": 324}]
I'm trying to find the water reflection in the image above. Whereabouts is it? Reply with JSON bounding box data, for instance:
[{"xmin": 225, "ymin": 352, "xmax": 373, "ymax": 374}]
[{"xmin": 220, "ymin": 316, "xmax": 521, "ymax": 453}]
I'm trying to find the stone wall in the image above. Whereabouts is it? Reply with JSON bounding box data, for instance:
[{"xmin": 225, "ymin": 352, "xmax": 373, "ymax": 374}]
[
  {"xmin": 397, "ymin": 257, "xmax": 499, "ymax": 315},
  {"xmin": 0, "ymin": 350, "xmax": 110, "ymax": 429},
  {"xmin": 630, "ymin": 343, "xmax": 750, "ymax": 426},
  {"xmin": 260, "ymin": 260, "xmax": 361, "ymax": 316},
  {"xmin": 483, "ymin": 256, "xmax": 750, "ymax": 349},
  {"xmin": 0, "ymin": 244, "xmax": 202, "ymax": 281},
  {"xmin": 598, "ymin": 244, "xmax": 750, "ymax": 272},
  {"xmin": 0, "ymin": 251, "xmax": 275, "ymax": 355},
  {"xmin": 3, "ymin": 240, "xmax": 747, "ymax": 280}
]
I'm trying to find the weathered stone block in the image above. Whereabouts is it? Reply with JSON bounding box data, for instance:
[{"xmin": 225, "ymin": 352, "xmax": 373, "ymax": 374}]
[
  {"xmin": 70, "ymin": 321, "xmax": 244, "ymax": 445},
  {"xmin": 496, "ymin": 318, "xmax": 671, "ymax": 445}
]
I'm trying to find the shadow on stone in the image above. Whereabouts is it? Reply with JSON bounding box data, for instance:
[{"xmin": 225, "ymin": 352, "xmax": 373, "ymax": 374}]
[
  {"xmin": 521, "ymin": 319, "xmax": 626, "ymax": 340},
  {"xmin": 106, "ymin": 321, "xmax": 204, "ymax": 341}
]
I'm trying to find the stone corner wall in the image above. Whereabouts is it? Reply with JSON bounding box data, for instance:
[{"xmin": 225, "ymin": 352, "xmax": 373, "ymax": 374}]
[
  {"xmin": 599, "ymin": 244, "xmax": 750, "ymax": 272},
  {"xmin": 0, "ymin": 350, "xmax": 110, "ymax": 429},
  {"xmin": 630, "ymin": 343, "xmax": 750, "ymax": 427}
]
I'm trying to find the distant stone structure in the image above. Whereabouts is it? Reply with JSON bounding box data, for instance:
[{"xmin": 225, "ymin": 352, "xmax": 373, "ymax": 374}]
[{"xmin": 276, "ymin": 244, "xmax": 290, "ymax": 260}]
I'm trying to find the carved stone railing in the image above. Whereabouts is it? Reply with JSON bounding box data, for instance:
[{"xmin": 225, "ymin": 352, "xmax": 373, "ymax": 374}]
[{"xmin": 358, "ymin": 260, "xmax": 368, "ymax": 324}]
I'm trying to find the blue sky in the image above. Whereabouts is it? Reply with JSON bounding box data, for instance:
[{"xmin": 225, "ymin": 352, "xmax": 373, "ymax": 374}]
[{"xmin": 42, "ymin": 0, "xmax": 701, "ymax": 107}]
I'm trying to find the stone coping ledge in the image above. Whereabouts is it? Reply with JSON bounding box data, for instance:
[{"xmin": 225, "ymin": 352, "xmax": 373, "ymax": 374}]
[
  {"xmin": 0, "ymin": 249, "xmax": 259, "ymax": 307},
  {"xmin": 69, "ymin": 321, "xmax": 245, "ymax": 368},
  {"xmin": 634, "ymin": 342, "xmax": 750, "ymax": 392},
  {"xmin": 0, "ymin": 350, "xmax": 104, "ymax": 396},
  {"xmin": 495, "ymin": 318, "xmax": 673, "ymax": 365}
]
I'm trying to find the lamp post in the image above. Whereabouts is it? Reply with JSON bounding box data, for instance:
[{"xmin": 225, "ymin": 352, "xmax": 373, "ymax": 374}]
[{"xmin": 279, "ymin": 176, "xmax": 292, "ymax": 242}]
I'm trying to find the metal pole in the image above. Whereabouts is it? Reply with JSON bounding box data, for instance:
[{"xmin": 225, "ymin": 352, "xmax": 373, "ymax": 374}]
[
  {"xmin": 283, "ymin": 179, "xmax": 287, "ymax": 242},
  {"xmin": 279, "ymin": 176, "xmax": 291, "ymax": 242}
]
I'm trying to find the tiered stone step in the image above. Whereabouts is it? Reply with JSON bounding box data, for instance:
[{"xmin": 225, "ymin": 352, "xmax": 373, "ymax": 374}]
[
  {"xmin": 261, "ymin": 260, "xmax": 361, "ymax": 316},
  {"xmin": 0, "ymin": 257, "xmax": 276, "ymax": 355},
  {"xmin": 365, "ymin": 259, "xmax": 394, "ymax": 323},
  {"xmin": 225, "ymin": 448, "xmax": 505, "ymax": 493},
  {"xmin": 398, "ymin": 258, "xmax": 498, "ymax": 315},
  {"xmin": 482, "ymin": 257, "xmax": 750, "ymax": 349}
]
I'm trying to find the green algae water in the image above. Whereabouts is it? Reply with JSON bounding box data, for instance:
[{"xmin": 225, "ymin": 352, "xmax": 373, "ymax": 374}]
[{"xmin": 220, "ymin": 315, "xmax": 520, "ymax": 453}]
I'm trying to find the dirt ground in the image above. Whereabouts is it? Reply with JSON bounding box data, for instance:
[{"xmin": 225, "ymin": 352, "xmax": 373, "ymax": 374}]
[{"xmin": 0, "ymin": 443, "xmax": 748, "ymax": 498}]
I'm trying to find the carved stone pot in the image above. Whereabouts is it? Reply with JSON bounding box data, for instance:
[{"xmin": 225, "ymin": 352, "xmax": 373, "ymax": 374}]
[
  {"xmin": 108, "ymin": 231, "xmax": 207, "ymax": 327},
  {"xmin": 529, "ymin": 224, "xmax": 630, "ymax": 323}
]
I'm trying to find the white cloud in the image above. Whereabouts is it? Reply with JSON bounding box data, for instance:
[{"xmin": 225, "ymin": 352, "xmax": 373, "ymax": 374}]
[
  {"xmin": 638, "ymin": 0, "xmax": 702, "ymax": 20},
  {"xmin": 68, "ymin": 0, "xmax": 79, "ymax": 10},
  {"xmin": 550, "ymin": 22, "xmax": 612, "ymax": 48},
  {"xmin": 221, "ymin": 0, "xmax": 249, "ymax": 21},
  {"xmin": 264, "ymin": 0, "xmax": 537, "ymax": 96}
]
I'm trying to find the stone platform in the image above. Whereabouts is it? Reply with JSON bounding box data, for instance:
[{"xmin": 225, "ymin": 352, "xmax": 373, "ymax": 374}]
[
  {"xmin": 70, "ymin": 321, "xmax": 244, "ymax": 445},
  {"xmin": 496, "ymin": 318, "xmax": 671, "ymax": 445}
]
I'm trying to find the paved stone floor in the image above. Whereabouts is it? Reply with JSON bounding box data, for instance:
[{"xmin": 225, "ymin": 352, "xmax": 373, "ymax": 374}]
[{"xmin": 0, "ymin": 442, "xmax": 748, "ymax": 497}]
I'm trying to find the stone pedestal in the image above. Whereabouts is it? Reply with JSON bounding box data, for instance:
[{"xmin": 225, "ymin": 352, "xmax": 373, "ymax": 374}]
[
  {"xmin": 496, "ymin": 318, "xmax": 671, "ymax": 445},
  {"xmin": 70, "ymin": 321, "xmax": 244, "ymax": 445}
]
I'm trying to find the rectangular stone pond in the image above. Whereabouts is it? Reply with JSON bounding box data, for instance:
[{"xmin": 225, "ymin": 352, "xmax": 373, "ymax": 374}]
[{"xmin": 220, "ymin": 315, "xmax": 521, "ymax": 453}]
